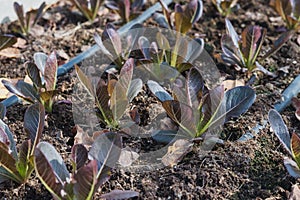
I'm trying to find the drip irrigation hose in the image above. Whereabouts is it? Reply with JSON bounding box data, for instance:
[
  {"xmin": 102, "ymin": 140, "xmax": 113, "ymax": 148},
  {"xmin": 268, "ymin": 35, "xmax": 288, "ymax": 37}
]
[
  {"xmin": 1, "ymin": 0, "xmax": 172, "ymax": 109},
  {"xmin": 238, "ymin": 74, "xmax": 300, "ymax": 141}
]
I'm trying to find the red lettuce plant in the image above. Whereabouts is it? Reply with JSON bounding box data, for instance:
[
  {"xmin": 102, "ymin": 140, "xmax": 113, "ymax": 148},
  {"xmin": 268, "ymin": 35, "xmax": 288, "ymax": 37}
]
[
  {"xmin": 0, "ymin": 103, "xmax": 45, "ymax": 184},
  {"xmin": 70, "ymin": 0, "xmax": 103, "ymax": 22}
]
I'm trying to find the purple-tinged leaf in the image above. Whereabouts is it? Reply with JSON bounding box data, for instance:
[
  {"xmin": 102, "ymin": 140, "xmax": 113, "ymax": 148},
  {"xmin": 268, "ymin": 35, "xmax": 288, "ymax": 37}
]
[
  {"xmin": 292, "ymin": 97, "xmax": 300, "ymax": 121},
  {"xmin": 225, "ymin": 18, "xmax": 240, "ymax": 49},
  {"xmin": 187, "ymin": 0, "xmax": 203, "ymax": 25},
  {"xmin": 44, "ymin": 51, "xmax": 57, "ymax": 91},
  {"xmin": 261, "ymin": 30, "xmax": 293, "ymax": 60},
  {"xmin": 1, "ymin": 80, "xmax": 36, "ymax": 103},
  {"xmin": 127, "ymin": 78, "xmax": 143, "ymax": 102},
  {"xmin": 0, "ymin": 103, "xmax": 6, "ymax": 120},
  {"xmin": 34, "ymin": 52, "xmax": 48, "ymax": 74},
  {"xmin": 36, "ymin": 142, "xmax": 70, "ymax": 184},
  {"xmin": 32, "ymin": 2, "xmax": 46, "ymax": 26},
  {"xmin": 89, "ymin": 132, "xmax": 122, "ymax": 171},
  {"xmin": 268, "ymin": 109, "xmax": 292, "ymax": 155},
  {"xmin": 186, "ymin": 38, "xmax": 204, "ymax": 62},
  {"xmin": 73, "ymin": 159, "xmax": 98, "ymax": 200},
  {"xmin": 0, "ymin": 120, "xmax": 17, "ymax": 159},
  {"xmin": 241, "ymin": 25, "xmax": 266, "ymax": 66},
  {"xmin": 0, "ymin": 142, "xmax": 22, "ymax": 183},
  {"xmin": 131, "ymin": 0, "xmax": 144, "ymax": 12},
  {"xmin": 111, "ymin": 58, "xmax": 134, "ymax": 120},
  {"xmin": 120, "ymin": 0, "xmax": 130, "ymax": 22},
  {"xmin": 71, "ymin": 144, "xmax": 88, "ymax": 170},
  {"xmin": 187, "ymin": 67, "xmax": 204, "ymax": 107},
  {"xmin": 96, "ymin": 78, "xmax": 113, "ymax": 121},
  {"xmin": 223, "ymin": 86, "xmax": 256, "ymax": 121},
  {"xmin": 147, "ymin": 80, "xmax": 173, "ymax": 102},
  {"xmin": 13, "ymin": 2, "xmax": 25, "ymax": 31},
  {"xmin": 94, "ymin": 33, "xmax": 113, "ymax": 57},
  {"xmin": 138, "ymin": 36, "xmax": 151, "ymax": 59},
  {"xmin": 0, "ymin": 126, "xmax": 9, "ymax": 146},
  {"xmin": 153, "ymin": 13, "xmax": 169, "ymax": 28},
  {"xmin": 24, "ymin": 103, "xmax": 45, "ymax": 151},
  {"xmin": 16, "ymin": 140, "xmax": 32, "ymax": 180},
  {"xmin": 102, "ymin": 24, "xmax": 122, "ymax": 59},
  {"xmin": 0, "ymin": 35, "xmax": 17, "ymax": 51},
  {"xmin": 221, "ymin": 34, "xmax": 244, "ymax": 67},
  {"xmin": 26, "ymin": 62, "xmax": 42, "ymax": 88},
  {"xmin": 129, "ymin": 108, "xmax": 140, "ymax": 124},
  {"xmin": 34, "ymin": 143, "xmax": 64, "ymax": 199},
  {"xmin": 101, "ymin": 190, "xmax": 139, "ymax": 200},
  {"xmin": 292, "ymin": 133, "xmax": 300, "ymax": 167},
  {"xmin": 284, "ymin": 157, "xmax": 300, "ymax": 178},
  {"xmin": 75, "ymin": 65, "xmax": 95, "ymax": 97},
  {"xmin": 162, "ymin": 100, "xmax": 197, "ymax": 136}
]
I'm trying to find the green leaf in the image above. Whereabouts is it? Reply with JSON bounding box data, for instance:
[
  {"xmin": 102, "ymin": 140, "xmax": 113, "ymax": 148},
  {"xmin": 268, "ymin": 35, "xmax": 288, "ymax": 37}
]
[
  {"xmin": 24, "ymin": 103, "xmax": 45, "ymax": 153},
  {"xmin": 16, "ymin": 140, "xmax": 33, "ymax": 181},
  {"xmin": 0, "ymin": 35, "xmax": 17, "ymax": 51}
]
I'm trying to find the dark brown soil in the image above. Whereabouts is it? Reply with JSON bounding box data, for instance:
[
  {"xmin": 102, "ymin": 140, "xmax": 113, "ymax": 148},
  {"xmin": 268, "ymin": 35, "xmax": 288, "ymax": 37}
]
[{"xmin": 0, "ymin": 0, "xmax": 300, "ymax": 199}]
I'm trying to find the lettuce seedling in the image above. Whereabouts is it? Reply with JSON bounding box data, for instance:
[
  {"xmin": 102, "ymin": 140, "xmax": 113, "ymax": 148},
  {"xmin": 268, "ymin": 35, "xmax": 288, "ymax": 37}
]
[
  {"xmin": 0, "ymin": 34, "xmax": 17, "ymax": 51},
  {"xmin": 34, "ymin": 132, "xmax": 138, "ymax": 200},
  {"xmin": 148, "ymin": 67, "xmax": 256, "ymax": 139},
  {"xmin": 105, "ymin": 0, "xmax": 145, "ymax": 23},
  {"xmin": 70, "ymin": 0, "xmax": 102, "ymax": 22},
  {"xmin": 13, "ymin": 2, "xmax": 47, "ymax": 35},
  {"xmin": 0, "ymin": 103, "xmax": 45, "ymax": 184},
  {"xmin": 212, "ymin": 0, "xmax": 238, "ymax": 16},
  {"xmin": 2, "ymin": 51, "xmax": 58, "ymax": 112},
  {"xmin": 75, "ymin": 58, "xmax": 142, "ymax": 129},
  {"xmin": 221, "ymin": 19, "xmax": 292, "ymax": 73},
  {"xmin": 268, "ymin": 109, "xmax": 300, "ymax": 178},
  {"xmin": 270, "ymin": 0, "xmax": 300, "ymax": 30},
  {"xmin": 156, "ymin": 0, "xmax": 203, "ymax": 69}
]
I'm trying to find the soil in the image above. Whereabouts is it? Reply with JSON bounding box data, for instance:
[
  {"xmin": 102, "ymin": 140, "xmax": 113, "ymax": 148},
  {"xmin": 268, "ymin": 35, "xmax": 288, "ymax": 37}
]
[{"xmin": 0, "ymin": 0, "xmax": 300, "ymax": 199}]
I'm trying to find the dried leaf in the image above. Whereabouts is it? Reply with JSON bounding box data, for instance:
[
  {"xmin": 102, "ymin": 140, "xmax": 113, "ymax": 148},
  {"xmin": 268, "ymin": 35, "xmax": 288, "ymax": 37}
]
[
  {"xmin": 162, "ymin": 139, "xmax": 193, "ymax": 167},
  {"xmin": 0, "ymin": 47, "xmax": 21, "ymax": 58}
]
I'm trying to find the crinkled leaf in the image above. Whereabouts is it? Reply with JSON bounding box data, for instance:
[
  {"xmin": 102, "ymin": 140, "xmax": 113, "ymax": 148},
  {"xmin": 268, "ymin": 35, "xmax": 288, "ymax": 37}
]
[
  {"xmin": 100, "ymin": 190, "xmax": 139, "ymax": 200},
  {"xmin": 292, "ymin": 133, "xmax": 300, "ymax": 167},
  {"xmin": 34, "ymin": 52, "xmax": 48, "ymax": 75},
  {"xmin": 73, "ymin": 159, "xmax": 98, "ymax": 200},
  {"xmin": 36, "ymin": 142, "xmax": 70, "ymax": 184},
  {"xmin": 284, "ymin": 157, "xmax": 300, "ymax": 178},
  {"xmin": 44, "ymin": 51, "xmax": 57, "ymax": 91},
  {"xmin": 71, "ymin": 144, "xmax": 88, "ymax": 170},
  {"xmin": 147, "ymin": 80, "xmax": 173, "ymax": 102},
  {"xmin": 268, "ymin": 109, "xmax": 292, "ymax": 155},
  {"xmin": 24, "ymin": 103, "xmax": 45, "ymax": 151},
  {"xmin": 0, "ymin": 103, "xmax": 6, "ymax": 120},
  {"xmin": 26, "ymin": 62, "xmax": 42, "ymax": 88},
  {"xmin": 0, "ymin": 35, "xmax": 17, "ymax": 51},
  {"xmin": 111, "ymin": 58, "xmax": 134, "ymax": 121},
  {"xmin": 34, "ymin": 143, "xmax": 64, "ymax": 199}
]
